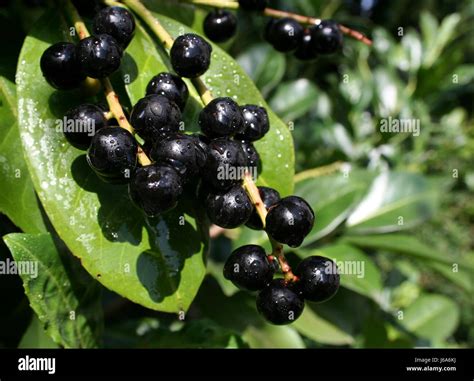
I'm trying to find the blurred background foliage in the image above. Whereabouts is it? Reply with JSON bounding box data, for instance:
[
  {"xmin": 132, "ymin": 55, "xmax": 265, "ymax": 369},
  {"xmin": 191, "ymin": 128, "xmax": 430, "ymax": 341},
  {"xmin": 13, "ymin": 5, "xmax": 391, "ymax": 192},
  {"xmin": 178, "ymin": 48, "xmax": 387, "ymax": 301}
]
[{"xmin": 0, "ymin": 0, "xmax": 473, "ymax": 349}]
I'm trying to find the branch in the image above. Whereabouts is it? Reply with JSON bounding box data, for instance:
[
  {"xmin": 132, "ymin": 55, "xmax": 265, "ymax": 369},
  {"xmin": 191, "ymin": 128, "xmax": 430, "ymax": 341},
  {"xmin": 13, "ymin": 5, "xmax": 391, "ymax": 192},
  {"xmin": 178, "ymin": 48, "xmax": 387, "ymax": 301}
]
[{"xmin": 182, "ymin": 0, "xmax": 372, "ymax": 45}]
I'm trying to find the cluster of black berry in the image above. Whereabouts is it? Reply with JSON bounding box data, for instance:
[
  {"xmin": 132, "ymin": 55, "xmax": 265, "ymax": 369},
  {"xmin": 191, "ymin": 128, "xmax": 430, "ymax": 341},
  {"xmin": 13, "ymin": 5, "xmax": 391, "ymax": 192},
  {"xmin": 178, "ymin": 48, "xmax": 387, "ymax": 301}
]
[
  {"xmin": 39, "ymin": 4, "xmax": 340, "ymax": 326},
  {"xmin": 224, "ymin": 194, "xmax": 340, "ymax": 325},
  {"xmin": 202, "ymin": 0, "xmax": 343, "ymax": 61},
  {"xmin": 40, "ymin": 6, "xmax": 135, "ymax": 89}
]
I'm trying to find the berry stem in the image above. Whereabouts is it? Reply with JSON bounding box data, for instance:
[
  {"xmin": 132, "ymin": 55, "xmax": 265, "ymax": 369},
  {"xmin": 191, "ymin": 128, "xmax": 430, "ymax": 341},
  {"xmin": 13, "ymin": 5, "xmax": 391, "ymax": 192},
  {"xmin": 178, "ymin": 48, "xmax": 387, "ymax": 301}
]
[
  {"xmin": 242, "ymin": 172, "xmax": 296, "ymax": 282},
  {"xmin": 60, "ymin": 0, "xmax": 152, "ymax": 166},
  {"xmin": 122, "ymin": 0, "xmax": 174, "ymax": 49},
  {"xmin": 182, "ymin": 0, "xmax": 373, "ymax": 46},
  {"xmin": 293, "ymin": 161, "xmax": 345, "ymax": 182}
]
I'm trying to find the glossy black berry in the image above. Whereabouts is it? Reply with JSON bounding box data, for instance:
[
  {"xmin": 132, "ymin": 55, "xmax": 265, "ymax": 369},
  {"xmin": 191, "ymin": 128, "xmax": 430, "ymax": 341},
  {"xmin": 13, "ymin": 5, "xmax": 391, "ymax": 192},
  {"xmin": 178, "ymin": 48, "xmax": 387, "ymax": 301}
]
[
  {"xmin": 294, "ymin": 28, "xmax": 319, "ymax": 61},
  {"xmin": 64, "ymin": 104, "xmax": 107, "ymax": 149},
  {"xmin": 266, "ymin": 196, "xmax": 315, "ymax": 247},
  {"xmin": 146, "ymin": 72, "xmax": 189, "ymax": 111},
  {"xmin": 93, "ymin": 6, "xmax": 135, "ymax": 49},
  {"xmin": 238, "ymin": 0, "xmax": 267, "ymax": 11},
  {"xmin": 77, "ymin": 34, "xmax": 123, "ymax": 78},
  {"xmin": 294, "ymin": 256, "xmax": 340, "ymax": 302},
  {"xmin": 199, "ymin": 97, "xmax": 244, "ymax": 138},
  {"xmin": 311, "ymin": 20, "xmax": 343, "ymax": 54},
  {"xmin": 256, "ymin": 279, "xmax": 305, "ymax": 325},
  {"xmin": 223, "ymin": 245, "xmax": 274, "ymax": 291},
  {"xmin": 40, "ymin": 42, "xmax": 86, "ymax": 90},
  {"xmin": 129, "ymin": 164, "xmax": 183, "ymax": 217},
  {"xmin": 202, "ymin": 138, "xmax": 247, "ymax": 191},
  {"xmin": 204, "ymin": 185, "xmax": 253, "ymax": 228},
  {"xmin": 265, "ymin": 18, "xmax": 304, "ymax": 52},
  {"xmin": 130, "ymin": 95, "xmax": 182, "ymax": 142},
  {"xmin": 236, "ymin": 105, "xmax": 270, "ymax": 141},
  {"xmin": 240, "ymin": 140, "xmax": 260, "ymax": 171},
  {"xmin": 87, "ymin": 127, "xmax": 137, "ymax": 183},
  {"xmin": 246, "ymin": 186, "xmax": 280, "ymax": 230},
  {"xmin": 150, "ymin": 133, "xmax": 207, "ymax": 180},
  {"xmin": 170, "ymin": 33, "xmax": 212, "ymax": 78},
  {"xmin": 203, "ymin": 10, "xmax": 237, "ymax": 43}
]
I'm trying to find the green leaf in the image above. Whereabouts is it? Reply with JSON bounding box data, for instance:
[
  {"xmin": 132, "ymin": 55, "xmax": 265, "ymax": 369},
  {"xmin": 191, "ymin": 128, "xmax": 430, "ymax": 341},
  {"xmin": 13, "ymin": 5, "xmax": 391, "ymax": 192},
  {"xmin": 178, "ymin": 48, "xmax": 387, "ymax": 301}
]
[
  {"xmin": 16, "ymin": 11, "xmax": 207, "ymax": 313},
  {"xmin": 269, "ymin": 79, "xmax": 318, "ymax": 122},
  {"xmin": 401, "ymin": 294, "xmax": 460, "ymax": 341},
  {"xmin": 297, "ymin": 244, "xmax": 384, "ymax": 302},
  {"xmin": 295, "ymin": 172, "xmax": 369, "ymax": 245},
  {"xmin": 293, "ymin": 307, "xmax": 354, "ymax": 345},
  {"xmin": 19, "ymin": 315, "xmax": 59, "ymax": 349},
  {"xmin": 422, "ymin": 13, "xmax": 461, "ymax": 68},
  {"xmin": 127, "ymin": 14, "xmax": 295, "ymax": 195},
  {"xmin": 243, "ymin": 324, "xmax": 305, "ymax": 348},
  {"xmin": 343, "ymin": 234, "xmax": 474, "ymax": 272},
  {"xmin": 0, "ymin": 76, "xmax": 45, "ymax": 233},
  {"xmin": 4, "ymin": 233, "xmax": 102, "ymax": 348},
  {"xmin": 237, "ymin": 43, "xmax": 286, "ymax": 96},
  {"xmin": 346, "ymin": 172, "xmax": 439, "ymax": 234}
]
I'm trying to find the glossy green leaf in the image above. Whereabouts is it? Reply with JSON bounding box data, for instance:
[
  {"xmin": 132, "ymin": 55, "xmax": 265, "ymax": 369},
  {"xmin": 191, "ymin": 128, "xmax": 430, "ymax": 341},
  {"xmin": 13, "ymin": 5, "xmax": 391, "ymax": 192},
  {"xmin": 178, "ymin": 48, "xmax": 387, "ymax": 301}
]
[
  {"xmin": 124, "ymin": 13, "xmax": 295, "ymax": 195},
  {"xmin": 346, "ymin": 172, "xmax": 439, "ymax": 234},
  {"xmin": 0, "ymin": 76, "xmax": 45, "ymax": 233},
  {"xmin": 295, "ymin": 172, "xmax": 369, "ymax": 245},
  {"xmin": 293, "ymin": 307, "xmax": 354, "ymax": 345},
  {"xmin": 297, "ymin": 244, "xmax": 384, "ymax": 302},
  {"xmin": 401, "ymin": 294, "xmax": 460, "ymax": 341},
  {"xmin": 243, "ymin": 324, "xmax": 305, "ymax": 348},
  {"xmin": 237, "ymin": 43, "xmax": 286, "ymax": 96},
  {"xmin": 4, "ymin": 233, "xmax": 102, "ymax": 348},
  {"xmin": 269, "ymin": 79, "xmax": 318, "ymax": 122},
  {"xmin": 16, "ymin": 11, "xmax": 207, "ymax": 313}
]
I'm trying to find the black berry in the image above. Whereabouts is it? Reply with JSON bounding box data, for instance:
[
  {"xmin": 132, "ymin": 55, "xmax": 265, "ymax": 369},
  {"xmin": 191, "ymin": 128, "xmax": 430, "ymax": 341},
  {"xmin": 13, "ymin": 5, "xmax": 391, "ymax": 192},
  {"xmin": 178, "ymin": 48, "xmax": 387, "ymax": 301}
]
[
  {"xmin": 202, "ymin": 138, "xmax": 247, "ymax": 191},
  {"xmin": 129, "ymin": 164, "xmax": 183, "ymax": 217},
  {"xmin": 203, "ymin": 10, "xmax": 237, "ymax": 43},
  {"xmin": 93, "ymin": 6, "xmax": 136, "ymax": 48},
  {"xmin": 265, "ymin": 18, "xmax": 304, "ymax": 52},
  {"xmin": 64, "ymin": 104, "xmax": 107, "ymax": 149},
  {"xmin": 170, "ymin": 33, "xmax": 212, "ymax": 78},
  {"xmin": 238, "ymin": 0, "xmax": 267, "ymax": 11},
  {"xmin": 311, "ymin": 20, "xmax": 343, "ymax": 54},
  {"xmin": 236, "ymin": 104, "xmax": 270, "ymax": 141},
  {"xmin": 146, "ymin": 72, "xmax": 189, "ymax": 111},
  {"xmin": 204, "ymin": 185, "xmax": 253, "ymax": 228},
  {"xmin": 266, "ymin": 196, "xmax": 314, "ymax": 247},
  {"xmin": 294, "ymin": 28, "xmax": 319, "ymax": 61},
  {"xmin": 77, "ymin": 34, "xmax": 123, "ymax": 78},
  {"xmin": 256, "ymin": 279, "xmax": 304, "ymax": 325},
  {"xmin": 40, "ymin": 42, "xmax": 86, "ymax": 90},
  {"xmin": 294, "ymin": 256, "xmax": 340, "ymax": 302},
  {"xmin": 198, "ymin": 97, "xmax": 244, "ymax": 138},
  {"xmin": 224, "ymin": 245, "xmax": 274, "ymax": 291},
  {"xmin": 246, "ymin": 186, "xmax": 280, "ymax": 230},
  {"xmin": 240, "ymin": 140, "xmax": 260, "ymax": 171},
  {"xmin": 130, "ymin": 94, "xmax": 182, "ymax": 142},
  {"xmin": 150, "ymin": 133, "xmax": 207, "ymax": 180},
  {"xmin": 86, "ymin": 127, "xmax": 137, "ymax": 183}
]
